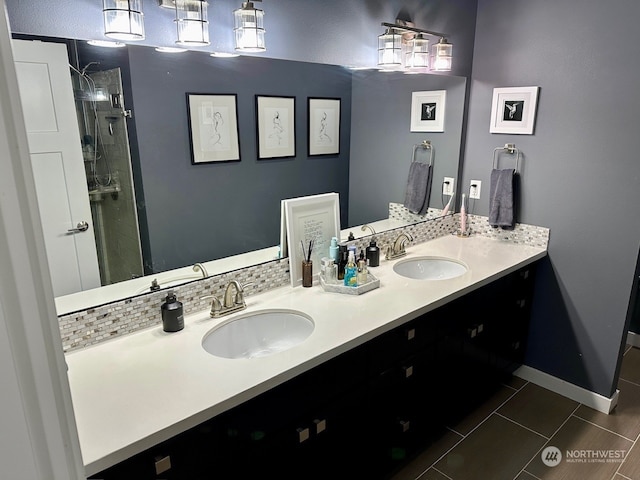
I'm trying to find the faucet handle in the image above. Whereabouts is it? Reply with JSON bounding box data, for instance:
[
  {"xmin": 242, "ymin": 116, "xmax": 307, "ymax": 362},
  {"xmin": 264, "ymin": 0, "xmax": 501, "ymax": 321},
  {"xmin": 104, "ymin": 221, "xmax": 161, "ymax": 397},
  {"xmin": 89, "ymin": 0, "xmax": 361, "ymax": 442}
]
[
  {"xmin": 235, "ymin": 282, "xmax": 255, "ymax": 305},
  {"xmin": 200, "ymin": 294, "xmax": 222, "ymax": 317}
]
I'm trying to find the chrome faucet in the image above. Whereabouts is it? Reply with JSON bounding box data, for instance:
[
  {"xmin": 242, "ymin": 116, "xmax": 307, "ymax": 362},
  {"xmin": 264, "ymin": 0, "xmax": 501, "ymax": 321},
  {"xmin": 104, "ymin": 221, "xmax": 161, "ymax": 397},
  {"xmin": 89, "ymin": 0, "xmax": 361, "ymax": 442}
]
[
  {"xmin": 202, "ymin": 280, "xmax": 253, "ymax": 318},
  {"xmin": 386, "ymin": 232, "xmax": 414, "ymax": 260}
]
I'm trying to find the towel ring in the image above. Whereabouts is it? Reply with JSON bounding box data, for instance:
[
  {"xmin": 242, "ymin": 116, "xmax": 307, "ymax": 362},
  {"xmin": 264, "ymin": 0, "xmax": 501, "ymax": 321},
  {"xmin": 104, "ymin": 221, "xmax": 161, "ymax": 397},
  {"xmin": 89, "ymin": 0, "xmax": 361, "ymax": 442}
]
[
  {"xmin": 492, "ymin": 143, "xmax": 520, "ymax": 173},
  {"xmin": 411, "ymin": 140, "xmax": 433, "ymax": 167}
]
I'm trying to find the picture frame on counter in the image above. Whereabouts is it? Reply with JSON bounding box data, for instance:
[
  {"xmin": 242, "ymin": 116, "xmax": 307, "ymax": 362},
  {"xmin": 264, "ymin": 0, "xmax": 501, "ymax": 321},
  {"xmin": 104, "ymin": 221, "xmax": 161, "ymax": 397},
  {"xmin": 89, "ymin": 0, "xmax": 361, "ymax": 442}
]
[
  {"xmin": 256, "ymin": 95, "xmax": 296, "ymax": 159},
  {"xmin": 186, "ymin": 93, "xmax": 241, "ymax": 164},
  {"xmin": 489, "ymin": 86, "xmax": 539, "ymax": 134},
  {"xmin": 410, "ymin": 90, "xmax": 446, "ymax": 132},
  {"xmin": 308, "ymin": 97, "xmax": 341, "ymax": 156}
]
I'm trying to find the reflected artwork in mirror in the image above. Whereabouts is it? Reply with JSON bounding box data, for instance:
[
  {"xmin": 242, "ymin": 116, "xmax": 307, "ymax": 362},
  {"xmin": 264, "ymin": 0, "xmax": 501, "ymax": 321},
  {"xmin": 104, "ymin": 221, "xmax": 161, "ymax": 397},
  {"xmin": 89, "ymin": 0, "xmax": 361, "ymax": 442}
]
[{"xmin": 9, "ymin": 33, "xmax": 466, "ymax": 315}]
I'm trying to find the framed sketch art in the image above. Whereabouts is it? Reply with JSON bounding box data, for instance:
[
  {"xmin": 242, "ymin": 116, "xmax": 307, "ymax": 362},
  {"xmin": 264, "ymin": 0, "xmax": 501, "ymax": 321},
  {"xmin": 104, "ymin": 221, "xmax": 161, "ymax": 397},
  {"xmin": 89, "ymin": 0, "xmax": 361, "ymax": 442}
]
[
  {"xmin": 490, "ymin": 86, "xmax": 539, "ymax": 134},
  {"xmin": 256, "ymin": 95, "xmax": 296, "ymax": 159},
  {"xmin": 186, "ymin": 93, "xmax": 240, "ymax": 164},
  {"xmin": 308, "ymin": 97, "xmax": 340, "ymax": 156},
  {"xmin": 410, "ymin": 90, "xmax": 446, "ymax": 132}
]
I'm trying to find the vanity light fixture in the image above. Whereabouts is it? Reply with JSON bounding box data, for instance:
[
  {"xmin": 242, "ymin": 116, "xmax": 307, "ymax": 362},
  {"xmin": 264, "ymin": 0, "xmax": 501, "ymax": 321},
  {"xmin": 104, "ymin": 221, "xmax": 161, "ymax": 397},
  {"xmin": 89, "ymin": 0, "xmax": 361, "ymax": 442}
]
[
  {"xmin": 378, "ymin": 21, "xmax": 452, "ymax": 73},
  {"xmin": 210, "ymin": 52, "xmax": 240, "ymax": 58},
  {"xmin": 102, "ymin": 0, "xmax": 145, "ymax": 41},
  {"xmin": 431, "ymin": 37, "xmax": 453, "ymax": 72},
  {"xmin": 233, "ymin": 1, "xmax": 266, "ymax": 52},
  {"xmin": 175, "ymin": 0, "xmax": 210, "ymax": 46}
]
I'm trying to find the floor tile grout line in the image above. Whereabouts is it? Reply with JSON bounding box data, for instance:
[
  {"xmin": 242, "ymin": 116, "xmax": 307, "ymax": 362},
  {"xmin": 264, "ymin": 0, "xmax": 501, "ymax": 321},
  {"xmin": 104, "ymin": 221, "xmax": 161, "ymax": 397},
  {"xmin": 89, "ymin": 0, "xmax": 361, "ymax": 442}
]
[
  {"xmin": 613, "ymin": 416, "xmax": 639, "ymax": 479},
  {"xmin": 619, "ymin": 377, "xmax": 640, "ymax": 389},
  {"xmin": 418, "ymin": 466, "xmax": 453, "ymax": 480},
  {"xmin": 519, "ymin": 470, "xmax": 542, "ymax": 480},
  {"xmin": 494, "ymin": 412, "xmax": 550, "ymax": 439},
  {"xmin": 571, "ymin": 412, "xmax": 637, "ymax": 443},
  {"xmin": 518, "ymin": 403, "xmax": 582, "ymax": 477}
]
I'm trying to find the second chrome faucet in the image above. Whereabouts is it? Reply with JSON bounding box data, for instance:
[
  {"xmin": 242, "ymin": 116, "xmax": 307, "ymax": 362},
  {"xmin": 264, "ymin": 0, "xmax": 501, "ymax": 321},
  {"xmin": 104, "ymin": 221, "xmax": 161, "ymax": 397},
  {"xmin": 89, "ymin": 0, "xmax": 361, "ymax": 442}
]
[
  {"xmin": 385, "ymin": 232, "xmax": 414, "ymax": 260},
  {"xmin": 203, "ymin": 280, "xmax": 253, "ymax": 318}
]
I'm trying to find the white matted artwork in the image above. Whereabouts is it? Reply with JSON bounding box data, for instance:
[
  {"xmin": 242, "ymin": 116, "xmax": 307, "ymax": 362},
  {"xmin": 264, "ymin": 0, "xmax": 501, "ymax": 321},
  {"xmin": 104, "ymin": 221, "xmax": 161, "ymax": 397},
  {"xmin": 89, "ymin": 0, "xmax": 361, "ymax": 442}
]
[
  {"xmin": 256, "ymin": 95, "xmax": 296, "ymax": 159},
  {"xmin": 308, "ymin": 97, "xmax": 340, "ymax": 156},
  {"xmin": 410, "ymin": 90, "xmax": 446, "ymax": 132},
  {"xmin": 186, "ymin": 93, "xmax": 240, "ymax": 164},
  {"xmin": 489, "ymin": 86, "xmax": 539, "ymax": 134},
  {"xmin": 283, "ymin": 193, "xmax": 340, "ymax": 287}
]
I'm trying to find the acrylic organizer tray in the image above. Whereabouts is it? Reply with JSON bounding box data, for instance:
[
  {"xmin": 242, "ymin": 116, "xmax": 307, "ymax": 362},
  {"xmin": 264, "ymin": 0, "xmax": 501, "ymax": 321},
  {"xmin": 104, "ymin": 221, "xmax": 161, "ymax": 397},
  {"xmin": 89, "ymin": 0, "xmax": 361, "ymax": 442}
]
[{"xmin": 320, "ymin": 273, "xmax": 380, "ymax": 295}]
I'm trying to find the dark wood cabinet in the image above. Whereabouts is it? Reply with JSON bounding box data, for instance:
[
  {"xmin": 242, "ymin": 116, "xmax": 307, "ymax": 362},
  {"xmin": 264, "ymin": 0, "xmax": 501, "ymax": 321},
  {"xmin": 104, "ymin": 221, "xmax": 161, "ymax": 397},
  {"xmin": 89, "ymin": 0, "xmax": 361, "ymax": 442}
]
[{"xmin": 89, "ymin": 263, "xmax": 537, "ymax": 480}]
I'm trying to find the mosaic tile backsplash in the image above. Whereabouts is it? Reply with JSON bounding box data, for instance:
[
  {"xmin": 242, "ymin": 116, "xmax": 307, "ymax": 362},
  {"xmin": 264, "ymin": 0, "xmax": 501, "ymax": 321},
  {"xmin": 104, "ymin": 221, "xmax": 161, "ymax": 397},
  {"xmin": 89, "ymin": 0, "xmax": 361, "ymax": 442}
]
[{"xmin": 59, "ymin": 207, "xmax": 549, "ymax": 353}]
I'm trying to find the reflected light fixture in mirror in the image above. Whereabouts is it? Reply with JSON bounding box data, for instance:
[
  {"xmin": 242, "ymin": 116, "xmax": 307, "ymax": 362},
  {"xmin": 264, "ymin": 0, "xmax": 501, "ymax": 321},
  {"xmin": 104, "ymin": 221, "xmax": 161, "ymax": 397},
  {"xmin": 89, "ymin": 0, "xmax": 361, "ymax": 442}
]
[
  {"xmin": 432, "ymin": 38, "xmax": 453, "ymax": 72},
  {"xmin": 87, "ymin": 39, "xmax": 127, "ymax": 48},
  {"xmin": 102, "ymin": 0, "xmax": 145, "ymax": 41},
  {"xmin": 156, "ymin": 46, "xmax": 188, "ymax": 53},
  {"xmin": 175, "ymin": 0, "xmax": 210, "ymax": 46},
  {"xmin": 234, "ymin": 1, "xmax": 266, "ymax": 52}
]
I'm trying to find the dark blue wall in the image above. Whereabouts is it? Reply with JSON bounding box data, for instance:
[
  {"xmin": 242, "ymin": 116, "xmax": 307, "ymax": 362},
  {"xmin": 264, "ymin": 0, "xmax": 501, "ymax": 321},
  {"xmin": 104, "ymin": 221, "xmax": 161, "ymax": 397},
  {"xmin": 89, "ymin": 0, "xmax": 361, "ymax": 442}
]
[{"xmin": 127, "ymin": 47, "xmax": 352, "ymax": 272}]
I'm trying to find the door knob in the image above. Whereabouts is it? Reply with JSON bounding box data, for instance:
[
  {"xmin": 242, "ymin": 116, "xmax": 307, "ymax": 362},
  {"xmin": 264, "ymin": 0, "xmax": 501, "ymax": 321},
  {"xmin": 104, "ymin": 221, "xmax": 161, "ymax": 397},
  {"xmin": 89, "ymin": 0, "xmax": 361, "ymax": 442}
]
[{"xmin": 67, "ymin": 221, "xmax": 89, "ymax": 234}]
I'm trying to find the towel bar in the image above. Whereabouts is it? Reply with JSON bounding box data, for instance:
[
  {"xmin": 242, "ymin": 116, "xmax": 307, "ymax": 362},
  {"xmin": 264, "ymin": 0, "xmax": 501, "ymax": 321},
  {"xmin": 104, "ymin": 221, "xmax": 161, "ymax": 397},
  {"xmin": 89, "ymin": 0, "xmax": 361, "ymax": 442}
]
[
  {"xmin": 492, "ymin": 143, "xmax": 520, "ymax": 173},
  {"xmin": 411, "ymin": 140, "xmax": 433, "ymax": 167}
]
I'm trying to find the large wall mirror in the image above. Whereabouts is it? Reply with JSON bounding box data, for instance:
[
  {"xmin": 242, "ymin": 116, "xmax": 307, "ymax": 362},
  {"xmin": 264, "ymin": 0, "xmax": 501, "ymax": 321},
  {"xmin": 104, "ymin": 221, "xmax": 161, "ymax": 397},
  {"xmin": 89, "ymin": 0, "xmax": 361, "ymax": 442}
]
[{"xmin": 8, "ymin": 9, "xmax": 466, "ymax": 315}]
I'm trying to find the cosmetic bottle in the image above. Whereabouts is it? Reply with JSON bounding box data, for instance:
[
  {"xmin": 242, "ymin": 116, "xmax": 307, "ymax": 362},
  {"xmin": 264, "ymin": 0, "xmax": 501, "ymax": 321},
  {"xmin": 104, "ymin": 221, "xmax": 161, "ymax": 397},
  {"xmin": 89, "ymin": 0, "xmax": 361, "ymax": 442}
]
[
  {"xmin": 337, "ymin": 245, "xmax": 348, "ymax": 280},
  {"xmin": 357, "ymin": 253, "xmax": 368, "ymax": 285},
  {"xmin": 344, "ymin": 251, "xmax": 358, "ymax": 287},
  {"xmin": 161, "ymin": 291, "xmax": 184, "ymax": 332},
  {"xmin": 366, "ymin": 238, "xmax": 380, "ymax": 267},
  {"xmin": 329, "ymin": 236, "xmax": 339, "ymax": 263}
]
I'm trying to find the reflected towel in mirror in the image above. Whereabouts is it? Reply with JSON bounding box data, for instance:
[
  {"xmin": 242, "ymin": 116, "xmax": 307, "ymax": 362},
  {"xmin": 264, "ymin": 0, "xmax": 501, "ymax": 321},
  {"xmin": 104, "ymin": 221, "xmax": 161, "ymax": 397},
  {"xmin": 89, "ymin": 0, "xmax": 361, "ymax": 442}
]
[{"xmin": 403, "ymin": 162, "xmax": 432, "ymax": 215}]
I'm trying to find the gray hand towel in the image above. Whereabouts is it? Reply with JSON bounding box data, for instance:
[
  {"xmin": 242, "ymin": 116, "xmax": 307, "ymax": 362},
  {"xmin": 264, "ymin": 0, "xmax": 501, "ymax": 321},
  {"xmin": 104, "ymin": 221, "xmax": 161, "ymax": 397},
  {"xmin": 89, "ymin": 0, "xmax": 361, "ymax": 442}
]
[
  {"xmin": 403, "ymin": 162, "xmax": 433, "ymax": 215},
  {"xmin": 489, "ymin": 168, "xmax": 515, "ymax": 228}
]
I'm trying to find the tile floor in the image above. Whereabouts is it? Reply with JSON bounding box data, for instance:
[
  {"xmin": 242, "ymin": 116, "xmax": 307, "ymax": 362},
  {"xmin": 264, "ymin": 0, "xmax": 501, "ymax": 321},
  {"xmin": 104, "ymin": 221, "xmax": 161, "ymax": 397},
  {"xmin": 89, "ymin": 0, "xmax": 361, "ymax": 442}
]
[{"xmin": 392, "ymin": 345, "xmax": 640, "ymax": 480}]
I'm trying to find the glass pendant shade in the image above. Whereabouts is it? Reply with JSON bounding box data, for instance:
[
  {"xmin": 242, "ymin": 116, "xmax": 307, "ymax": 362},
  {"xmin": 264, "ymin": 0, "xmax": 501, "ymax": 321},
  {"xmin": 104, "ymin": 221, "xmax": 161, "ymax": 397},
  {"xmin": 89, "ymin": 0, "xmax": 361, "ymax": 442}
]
[
  {"xmin": 234, "ymin": 2, "xmax": 266, "ymax": 52},
  {"xmin": 175, "ymin": 0, "xmax": 210, "ymax": 46},
  {"xmin": 405, "ymin": 34, "xmax": 429, "ymax": 72},
  {"xmin": 102, "ymin": 0, "xmax": 144, "ymax": 41},
  {"xmin": 377, "ymin": 28, "xmax": 403, "ymax": 71},
  {"xmin": 432, "ymin": 38, "xmax": 453, "ymax": 72}
]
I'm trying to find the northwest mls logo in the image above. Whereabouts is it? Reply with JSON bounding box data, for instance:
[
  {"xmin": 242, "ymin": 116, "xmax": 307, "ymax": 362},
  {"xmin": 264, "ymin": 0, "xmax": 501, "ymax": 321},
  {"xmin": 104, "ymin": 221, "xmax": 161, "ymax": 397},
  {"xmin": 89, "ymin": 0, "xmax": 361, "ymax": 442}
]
[{"xmin": 541, "ymin": 446, "xmax": 562, "ymax": 467}]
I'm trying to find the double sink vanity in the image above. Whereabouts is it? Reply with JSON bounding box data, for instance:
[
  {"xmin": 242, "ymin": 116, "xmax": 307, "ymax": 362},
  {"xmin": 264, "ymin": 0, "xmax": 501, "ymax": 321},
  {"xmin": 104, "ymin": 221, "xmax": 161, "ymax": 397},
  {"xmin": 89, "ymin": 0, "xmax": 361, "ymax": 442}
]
[{"xmin": 67, "ymin": 230, "xmax": 547, "ymax": 478}]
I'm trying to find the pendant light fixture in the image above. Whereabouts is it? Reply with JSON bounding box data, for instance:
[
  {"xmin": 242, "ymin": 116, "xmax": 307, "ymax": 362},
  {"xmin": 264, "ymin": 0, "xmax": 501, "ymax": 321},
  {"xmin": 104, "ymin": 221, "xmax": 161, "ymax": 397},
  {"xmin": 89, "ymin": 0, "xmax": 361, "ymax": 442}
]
[
  {"xmin": 175, "ymin": 0, "xmax": 210, "ymax": 46},
  {"xmin": 377, "ymin": 28, "xmax": 403, "ymax": 71},
  {"xmin": 234, "ymin": 1, "xmax": 266, "ymax": 52},
  {"xmin": 404, "ymin": 33, "xmax": 429, "ymax": 73},
  {"xmin": 431, "ymin": 38, "xmax": 453, "ymax": 72},
  {"xmin": 102, "ymin": 0, "xmax": 145, "ymax": 41}
]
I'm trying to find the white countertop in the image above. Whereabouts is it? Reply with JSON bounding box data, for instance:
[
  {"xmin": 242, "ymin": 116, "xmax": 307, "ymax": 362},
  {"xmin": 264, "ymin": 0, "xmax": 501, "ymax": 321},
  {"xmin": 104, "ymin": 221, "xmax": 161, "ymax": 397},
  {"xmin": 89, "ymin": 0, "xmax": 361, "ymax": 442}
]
[{"xmin": 65, "ymin": 234, "xmax": 547, "ymax": 476}]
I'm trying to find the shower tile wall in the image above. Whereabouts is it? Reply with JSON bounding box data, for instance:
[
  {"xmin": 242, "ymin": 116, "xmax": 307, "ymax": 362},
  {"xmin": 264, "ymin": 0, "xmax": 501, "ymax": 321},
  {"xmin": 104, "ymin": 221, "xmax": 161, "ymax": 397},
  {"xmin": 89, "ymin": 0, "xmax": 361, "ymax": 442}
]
[{"xmin": 88, "ymin": 68, "xmax": 143, "ymax": 285}]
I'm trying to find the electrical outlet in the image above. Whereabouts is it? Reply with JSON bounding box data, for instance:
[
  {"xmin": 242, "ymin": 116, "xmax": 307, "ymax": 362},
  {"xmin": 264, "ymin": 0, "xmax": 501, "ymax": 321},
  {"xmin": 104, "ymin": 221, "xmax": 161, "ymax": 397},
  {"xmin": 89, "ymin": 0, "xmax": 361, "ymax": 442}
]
[
  {"xmin": 442, "ymin": 177, "xmax": 455, "ymax": 196},
  {"xmin": 470, "ymin": 180, "xmax": 482, "ymax": 199}
]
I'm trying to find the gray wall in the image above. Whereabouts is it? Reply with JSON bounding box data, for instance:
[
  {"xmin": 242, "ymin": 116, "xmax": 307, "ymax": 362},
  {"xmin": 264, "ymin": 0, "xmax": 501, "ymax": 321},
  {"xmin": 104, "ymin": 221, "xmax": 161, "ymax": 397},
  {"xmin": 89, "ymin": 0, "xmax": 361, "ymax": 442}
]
[
  {"xmin": 463, "ymin": 0, "xmax": 640, "ymax": 397},
  {"xmin": 349, "ymin": 71, "xmax": 466, "ymax": 226},
  {"xmin": 128, "ymin": 48, "xmax": 352, "ymax": 272}
]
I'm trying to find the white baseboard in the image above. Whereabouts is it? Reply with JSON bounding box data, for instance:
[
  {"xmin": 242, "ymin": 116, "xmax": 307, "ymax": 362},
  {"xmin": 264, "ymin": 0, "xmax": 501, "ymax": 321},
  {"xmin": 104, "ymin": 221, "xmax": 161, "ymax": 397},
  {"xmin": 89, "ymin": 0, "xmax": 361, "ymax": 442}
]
[
  {"xmin": 627, "ymin": 331, "xmax": 640, "ymax": 349},
  {"xmin": 514, "ymin": 365, "xmax": 619, "ymax": 414}
]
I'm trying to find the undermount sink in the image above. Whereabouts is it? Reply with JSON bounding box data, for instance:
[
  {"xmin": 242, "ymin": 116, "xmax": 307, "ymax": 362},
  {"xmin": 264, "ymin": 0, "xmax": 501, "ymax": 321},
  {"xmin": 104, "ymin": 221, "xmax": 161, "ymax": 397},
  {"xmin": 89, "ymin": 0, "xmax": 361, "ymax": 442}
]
[
  {"xmin": 202, "ymin": 309, "xmax": 315, "ymax": 359},
  {"xmin": 393, "ymin": 256, "xmax": 468, "ymax": 280}
]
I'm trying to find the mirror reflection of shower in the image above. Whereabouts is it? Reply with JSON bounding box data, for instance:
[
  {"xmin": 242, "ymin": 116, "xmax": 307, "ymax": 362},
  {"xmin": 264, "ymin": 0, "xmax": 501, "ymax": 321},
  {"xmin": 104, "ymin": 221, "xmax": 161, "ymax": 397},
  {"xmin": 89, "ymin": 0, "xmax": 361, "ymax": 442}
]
[{"xmin": 70, "ymin": 57, "xmax": 144, "ymax": 286}]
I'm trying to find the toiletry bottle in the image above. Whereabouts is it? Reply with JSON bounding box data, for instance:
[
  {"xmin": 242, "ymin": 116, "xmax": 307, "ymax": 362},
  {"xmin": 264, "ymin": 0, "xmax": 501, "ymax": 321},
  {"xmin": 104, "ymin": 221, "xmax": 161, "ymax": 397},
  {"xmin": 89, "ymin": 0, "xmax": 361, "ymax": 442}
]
[
  {"xmin": 161, "ymin": 291, "xmax": 184, "ymax": 332},
  {"xmin": 357, "ymin": 253, "xmax": 368, "ymax": 285},
  {"xmin": 344, "ymin": 251, "xmax": 358, "ymax": 287},
  {"xmin": 347, "ymin": 244, "xmax": 357, "ymax": 261},
  {"xmin": 329, "ymin": 236, "xmax": 339, "ymax": 263},
  {"xmin": 348, "ymin": 232, "xmax": 355, "ymax": 241},
  {"xmin": 337, "ymin": 245, "xmax": 348, "ymax": 280},
  {"xmin": 366, "ymin": 238, "xmax": 380, "ymax": 267}
]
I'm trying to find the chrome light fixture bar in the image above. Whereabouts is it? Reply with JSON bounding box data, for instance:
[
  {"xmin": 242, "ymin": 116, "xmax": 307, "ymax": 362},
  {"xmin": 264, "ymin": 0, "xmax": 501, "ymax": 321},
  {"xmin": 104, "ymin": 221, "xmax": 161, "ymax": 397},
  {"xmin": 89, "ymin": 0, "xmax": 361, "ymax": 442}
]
[
  {"xmin": 103, "ymin": 0, "xmax": 145, "ymax": 41},
  {"xmin": 175, "ymin": 0, "xmax": 210, "ymax": 46},
  {"xmin": 234, "ymin": 1, "xmax": 266, "ymax": 52},
  {"xmin": 378, "ymin": 21, "xmax": 452, "ymax": 73}
]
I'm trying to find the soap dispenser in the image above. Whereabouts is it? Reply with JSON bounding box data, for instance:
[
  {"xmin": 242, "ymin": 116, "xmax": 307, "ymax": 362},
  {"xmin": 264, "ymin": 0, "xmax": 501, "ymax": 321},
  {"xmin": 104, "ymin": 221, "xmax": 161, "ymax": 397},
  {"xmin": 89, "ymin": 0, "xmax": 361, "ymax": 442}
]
[
  {"xmin": 366, "ymin": 238, "xmax": 380, "ymax": 267},
  {"xmin": 161, "ymin": 290, "xmax": 184, "ymax": 332}
]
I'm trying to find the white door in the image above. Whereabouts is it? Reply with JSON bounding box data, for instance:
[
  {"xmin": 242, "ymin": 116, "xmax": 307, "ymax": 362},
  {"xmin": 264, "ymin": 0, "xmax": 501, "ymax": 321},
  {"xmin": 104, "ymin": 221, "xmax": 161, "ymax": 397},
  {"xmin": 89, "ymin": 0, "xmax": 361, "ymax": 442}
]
[{"xmin": 12, "ymin": 39, "xmax": 101, "ymax": 297}]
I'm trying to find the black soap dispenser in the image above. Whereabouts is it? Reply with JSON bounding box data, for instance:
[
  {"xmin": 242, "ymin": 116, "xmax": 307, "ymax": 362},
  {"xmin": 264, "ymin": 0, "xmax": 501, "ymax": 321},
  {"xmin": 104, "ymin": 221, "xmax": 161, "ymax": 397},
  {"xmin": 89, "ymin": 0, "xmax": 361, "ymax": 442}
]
[
  {"xmin": 161, "ymin": 290, "xmax": 184, "ymax": 332},
  {"xmin": 366, "ymin": 237, "xmax": 380, "ymax": 267}
]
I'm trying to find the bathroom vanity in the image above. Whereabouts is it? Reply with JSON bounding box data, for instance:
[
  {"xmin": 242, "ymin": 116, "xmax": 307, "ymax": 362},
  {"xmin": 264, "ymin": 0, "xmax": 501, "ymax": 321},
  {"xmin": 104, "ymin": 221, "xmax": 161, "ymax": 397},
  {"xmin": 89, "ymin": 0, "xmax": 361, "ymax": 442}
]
[{"xmin": 66, "ymin": 234, "xmax": 546, "ymax": 478}]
